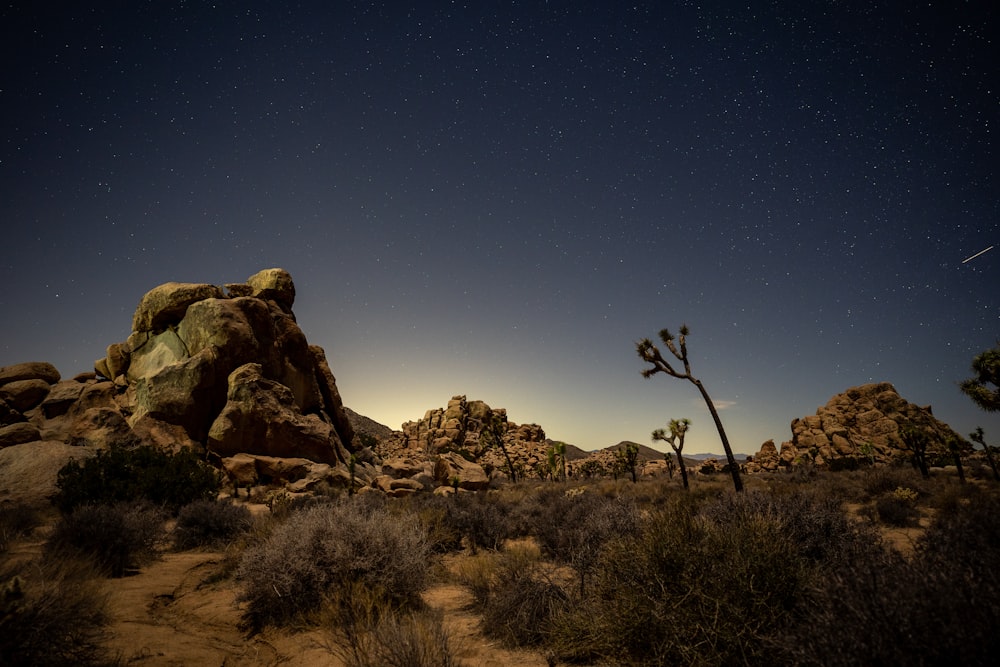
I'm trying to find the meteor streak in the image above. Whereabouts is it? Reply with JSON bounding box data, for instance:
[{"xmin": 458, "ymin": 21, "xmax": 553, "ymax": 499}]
[{"xmin": 961, "ymin": 245, "xmax": 994, "ymax": 263}]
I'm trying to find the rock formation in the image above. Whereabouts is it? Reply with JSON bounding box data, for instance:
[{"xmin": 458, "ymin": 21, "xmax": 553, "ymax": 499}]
[
  {"xmin": 750, "ymin": 382, "xmax": 968, "ymax": 471},
  {"xmin": 377, "ymin": 394, "xmax": 548, "ymax": 487},
  {"xmin": 1, "ymin": 269, "xmax": 360, "ymax": 502}
]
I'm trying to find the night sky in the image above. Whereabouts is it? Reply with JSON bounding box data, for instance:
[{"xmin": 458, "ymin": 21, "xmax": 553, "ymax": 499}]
[{"xmin": 2, "ymin": 1, "xmax": 997, "ymax": 455}]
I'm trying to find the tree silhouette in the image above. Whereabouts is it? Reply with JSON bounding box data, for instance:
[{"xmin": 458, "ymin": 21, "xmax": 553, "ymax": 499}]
[
  {"xmin": 482, "ymin": 412, "xmax": 517, "ymax": 483},
  {"xmin": 637, "ymin": 326, "xmax": 744, "ymax": 492},
  {"xmin": 970, "ymin": 427, "xmax": 999, "ymax": 482},
  {"xmin": 900, "ymin": 426, "xmax": 931, "ymax": 479},
  {"xmin": 614, "ymin": 442, "xmax": 640, "ymax": 483},
  {"xmin": 960, "ymin": 344, "xmax": 1000, "ymax": 412},
  {"xmin": 652, "ymin": 417, "xmax": 691, "ymax": 490}
]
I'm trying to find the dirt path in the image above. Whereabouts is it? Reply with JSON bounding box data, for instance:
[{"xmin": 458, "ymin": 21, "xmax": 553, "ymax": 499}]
[
  {"xmin": 105, "ymin": 551, "xmax": 336, "ymax": 666},
  {"xmin": 103, "ymin": 550, "xmax": 551, "ymax": 666},
  {"xmin": 423, "ymin": 582, "xmax": 551, "ymax": 667}
]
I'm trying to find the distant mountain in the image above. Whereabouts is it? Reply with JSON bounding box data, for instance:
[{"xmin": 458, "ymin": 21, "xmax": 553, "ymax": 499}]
[
  {"xmin": 686, "ymin": 452, "xmax": 749, "ymax": 462},
  {"xmin": 605, "ymin": 441, "xmax": 665, "ymax": 462},
  {"xmin": 344, "ymin": 407, "xmax": 397, "ymax": 442}
]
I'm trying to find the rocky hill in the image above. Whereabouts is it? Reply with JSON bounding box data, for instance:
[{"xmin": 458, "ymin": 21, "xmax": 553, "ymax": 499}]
[{"xmin": 749, "ymin": 382, "xmax": 968, "ymax": 471}]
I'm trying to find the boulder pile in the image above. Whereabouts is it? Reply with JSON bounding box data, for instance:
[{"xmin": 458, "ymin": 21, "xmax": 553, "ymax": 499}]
[
  {"xmin": 1, "ymin": 269, "xmax": 361, "ymax": 502},
  {"xmin": 748, "ymin": 382, "xmax": 968, "ymax": 471},
  {"xmin": 376, "ymin": 394, "xmax": 548, "ymax": 492}
]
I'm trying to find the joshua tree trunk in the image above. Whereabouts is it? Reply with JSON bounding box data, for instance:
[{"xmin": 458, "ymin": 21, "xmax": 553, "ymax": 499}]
[
  {"xmin": 673, "ymin": 446, "xmax": 689, "ymax": 490},
  {"xmin": 693, "ymin": 378, "xmax": 743, "ymax": 492}
]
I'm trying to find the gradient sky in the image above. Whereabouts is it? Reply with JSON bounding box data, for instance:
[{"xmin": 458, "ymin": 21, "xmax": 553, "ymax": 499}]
[{"xmin": 2, "ymin": 1, "xmax": 997, "ymax": 455}]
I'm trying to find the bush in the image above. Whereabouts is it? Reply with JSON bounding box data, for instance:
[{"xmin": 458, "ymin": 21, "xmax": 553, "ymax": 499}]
[
  {"xmin": 236, "ymin": 499, "xmax": 430, "ymax": 631},
  {"xmin": 532, "ymin": 491, "xmax": 638, "ymax": 595},
  {"xmin": 399, "ymin": 494, "xmax": 464, "ymax": 554},
  {"xmin": 448, "ymin": 493, "xmax": 510, "ymax": 553},
  {"xmin": 551, "ymin": 491, "xmax": 878, "ymax": 665},
  {"xmin": 0, "ymin": 555, "xmax": 118, "ymax": 666},
  {"xmin": 862, "ymin": 465, "xmax": 917, "ymax": 498},
  {"xmin": 777, "ymin": 493, "xmax": 1000, "ymax": 665},
  {"xmin": 873, "ymin": 492, "xmax": 920, "ymax": 527},
  {"xmin": 45, "ymin": 502, "xmax": 165, "ymax": 577},
  {"xmin": 54, "ymin": 443, "xmax": 220, "ymax": 515},
  {"xmin": 481, "ymin": 564, "xmax": 567, "ymax": 647},
  {"xmin": 0, "ymin": 502, "xmax": 41, "ymax": 553},
  {"xmin": 172, "ymin": 499, "xmax": 252, "ymax": 550},
  {"xmin": 330, "ymin": 596, "xmax": 457, "ymax": 667}
]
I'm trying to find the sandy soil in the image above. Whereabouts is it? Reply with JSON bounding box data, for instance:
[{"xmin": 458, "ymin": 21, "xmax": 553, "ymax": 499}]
[{"xmin": 101, "ymin": 548, "xmax": 552, "ymax": 667}]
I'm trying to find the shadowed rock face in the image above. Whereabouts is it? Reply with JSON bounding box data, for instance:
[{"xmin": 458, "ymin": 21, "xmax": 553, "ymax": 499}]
[
  {"xmin": 0, "ymin": 269, "xmax": 357, "ymax": 503},
  {"xmin": 750, "ymin": 382, "xmax": 968, "ymax": 471}
]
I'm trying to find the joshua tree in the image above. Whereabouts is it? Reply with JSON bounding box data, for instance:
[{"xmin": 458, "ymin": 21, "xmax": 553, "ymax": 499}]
[
  {"xmin": 547, "ymin": 441, "xmax": 568, "ymax": 481},
  {"xmin": 637, "ymin": 326, "xmax": 744, "ymax": 492},
  {"xmin": 614, "ymin": 442, "xmax": 640, "ymax": 483},
  {"xmin": 960, "ymin": 344, "xmax": 1000, "ymax": 412},
  {"xmin": 652, "ymin": 417, "xmax": 691, "ymax": 490},
  {"xmin": 970, "ymin": 427, "xmax": 999, "ymax": 482},
  {"xmin": 900, "ymin": 426, "xmax": 931, "ymax": 479},
  {"xmin": 947, "ymin": 436, "xmax": 967, "ymax": 484},
  {"xmin": 482, "ymin": 412, "xmax": 517, "ymax": 483}
]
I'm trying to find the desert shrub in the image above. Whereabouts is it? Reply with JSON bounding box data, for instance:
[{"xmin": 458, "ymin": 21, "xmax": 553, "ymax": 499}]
[
  {"xmin": 331, "ymin": 602, "xmax": 459, "ymax": 667},
  {"xmin": 45, "ymin": 502, "xmax": 165, "ymax": 577},
  {"xmin": 453, "ymin": 551, "xmax": 499, "ymax": 607},
  {"xmin": 0, "ymin": 555, "xmax": 118, "ymax": 666},
  {"xmin": 777, "ymin": 493, "xmax": 1000, "ymax": 665},
  {"xmin": 400, "ymin": 494, "xmax": 464, "ymax": 553},
  {"xmin": 455, "ymin": 540, "xmax": 566, "ymax": 648},
  {"xmin": 702, "ymin": 490, "xmax": 883, "ymax": 564},
  {"xmin": 448, "ymin": 493, "xmax": 510, "ymax": 552},
  {"xmin": 236, "ymin": 499, "xmax": 430, "ymax": 631},
  {"xmin": 551, "ymin": 490, "xmax": 874, "ymax": 665},
  {"xmin": 827, "ymin": 455, "xmax": 865, "ymax": 472},
  {"xmin": 54, "ymin": 443, "xmax": 220, "ymax": 515},
  {"xmin": 0, "ymin": 502, "xmax": 41, "ymax": 553},
  {"xmin": 861, "ymin": 465, "xmax": 917, "ymax": 498},
  {"xmin": 172, "ymin": 499, "xmax": 253, "ymax": 550},
  {"xmin": 532, "ymin": 491, "xmax": 639, "ymax": 595},
  {"xmin": 873, "ymin": 490, "xmax": 920, "ymax": 527},
  {"xmin": 481, "ymin": 564, "xmax": 567, "ymax": 647}
]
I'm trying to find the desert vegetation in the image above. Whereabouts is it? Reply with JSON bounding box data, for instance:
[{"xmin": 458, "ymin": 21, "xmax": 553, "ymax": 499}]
[{"xmin": 2, "ymin": 446, "xmax": 1000, "ymax": 665}]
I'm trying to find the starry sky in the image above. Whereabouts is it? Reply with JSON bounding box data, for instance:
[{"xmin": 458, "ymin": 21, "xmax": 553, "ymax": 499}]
[{"xmin": 2, "ymin": 1, "xmax": 997, "ymax": 455}]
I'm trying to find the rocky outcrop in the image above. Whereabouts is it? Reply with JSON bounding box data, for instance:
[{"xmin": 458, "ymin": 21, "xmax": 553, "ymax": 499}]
[
  {"xmin": 372, "ymin": 395, "xmax": 549, "ymax": 489},
  {"xmin": 0, "ymin": 269, "xmax": 361, "ymax": 502},
  {"xmin": 101, "ymin": 268, "xmax": 355, "ymax": 462},
  {"xmin": 751, "ymin": 382, "xmax": 968, "ymax": 470},
  {"xmin": 221, "ymin": 452, "xmax": 353, "ymax": 495},
  {"xmin": 393, "ymin": 395, "xmax": 545, "ymax": 460}
]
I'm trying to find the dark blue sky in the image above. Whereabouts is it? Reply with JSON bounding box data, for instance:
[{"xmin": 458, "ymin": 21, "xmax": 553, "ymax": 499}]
[{"xmin": 2, "ymin": 1, "xmax": 997, "ymax": 453}]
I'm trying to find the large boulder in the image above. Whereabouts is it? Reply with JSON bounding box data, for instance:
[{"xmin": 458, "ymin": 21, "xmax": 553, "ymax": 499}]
[
  {"xmin": 0, "ymin": 362, "xmax": 61, "ymax": 386},
  {"xmin": 0, "ymin": 379, "xmax": 50, "ymax": 412},
  {"xmin": 246, "ymin": 267, "xmax": 296, "ymax": 310},
  {"xmin": 207, "ymin": 363, "xmax": 348, "ymax": 465},
  {"xmin": 0, "ymin": 422, "xmax": 41, "ymax": 448},
  {"xmin": 0, "ymin": 441, "xmax": 91, "ymax": 506},
  {"xmin": 106, "ymin": 270, "xmax": 355, "ymax": 454},
  {"xmin": 131, "ymin": 282, "xmax": 224, "ymax": 333},
  {"xmin": 434, "ymin": 451, "xmax": 489, "ymax": 490}
]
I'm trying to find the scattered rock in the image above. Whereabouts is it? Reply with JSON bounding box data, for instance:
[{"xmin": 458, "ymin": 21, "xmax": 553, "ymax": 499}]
[
  {"xmin": 0, "ymin": 361, "xmax": 61, "ymax": 386},
  {"xmin": 0, "ymin": 422, "xmax": 41, "ymax": 448},
  {"xmin": 0, "ymin": 379, "xmax": 51, "ymax": 412}
]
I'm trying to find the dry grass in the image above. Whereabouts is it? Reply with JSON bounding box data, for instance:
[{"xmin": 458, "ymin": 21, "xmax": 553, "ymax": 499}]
[{"xmin": 1, "ymin": 552, "xmax": 121, "ymax": 666}]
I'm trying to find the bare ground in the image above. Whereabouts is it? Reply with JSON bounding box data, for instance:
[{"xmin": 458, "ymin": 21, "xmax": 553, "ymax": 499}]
[{"xmin": 100, "ymin": 548, "xmax": 552, "ymax": 667}]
